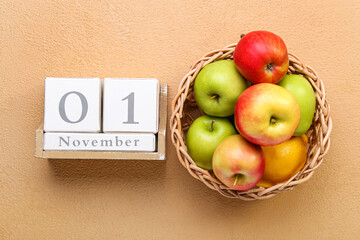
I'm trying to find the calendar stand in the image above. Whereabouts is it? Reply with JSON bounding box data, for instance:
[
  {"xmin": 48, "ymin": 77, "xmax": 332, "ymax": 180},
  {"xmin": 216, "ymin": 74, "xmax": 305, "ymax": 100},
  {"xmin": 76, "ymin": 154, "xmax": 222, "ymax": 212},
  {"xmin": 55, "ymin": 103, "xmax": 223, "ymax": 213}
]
[{"xmin": 35, "ymin": 83, "xmax": 167, "ymax": 160}]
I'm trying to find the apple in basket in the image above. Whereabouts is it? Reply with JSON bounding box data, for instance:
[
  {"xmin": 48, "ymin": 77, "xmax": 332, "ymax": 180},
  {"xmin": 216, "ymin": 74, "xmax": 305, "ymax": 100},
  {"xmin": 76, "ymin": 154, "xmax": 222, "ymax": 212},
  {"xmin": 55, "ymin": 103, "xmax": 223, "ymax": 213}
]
[
  {"xmin": 194, "ymin": 60, "xmax": 249, "ymax": 117},
  {"xmin": 212, "ymin": 134, "xmax": 265, "ymax": 191},
  {"xmin": 233, "ymin": 30, "xmax": 289, "ymax": 84},
  {"xmin": 234, "ymin": 83, "xmax": 300, "ymax": 146},
  {"xmin": 186, "ymin": 115, "xmax": 237, "ymax": 170},
  {"xmin": 278, "ymin": 74, "xmax": 316, "ymax": 136}
]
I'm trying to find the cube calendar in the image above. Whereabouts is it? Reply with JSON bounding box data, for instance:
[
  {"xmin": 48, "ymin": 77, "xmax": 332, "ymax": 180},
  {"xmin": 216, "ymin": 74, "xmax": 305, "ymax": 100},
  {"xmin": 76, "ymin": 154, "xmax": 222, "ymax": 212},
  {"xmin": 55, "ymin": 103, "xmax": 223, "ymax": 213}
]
[{"xmin": 38, "ymin": 77, "xmax": 166, "ymax": 158}]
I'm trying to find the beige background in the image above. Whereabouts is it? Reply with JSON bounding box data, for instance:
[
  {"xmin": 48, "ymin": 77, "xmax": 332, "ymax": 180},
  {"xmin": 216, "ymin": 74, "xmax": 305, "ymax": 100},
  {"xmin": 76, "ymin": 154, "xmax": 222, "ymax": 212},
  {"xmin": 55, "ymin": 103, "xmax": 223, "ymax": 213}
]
[{"xmin": 1, "ymin": 0, "xmax": 359, "ymax": 239}]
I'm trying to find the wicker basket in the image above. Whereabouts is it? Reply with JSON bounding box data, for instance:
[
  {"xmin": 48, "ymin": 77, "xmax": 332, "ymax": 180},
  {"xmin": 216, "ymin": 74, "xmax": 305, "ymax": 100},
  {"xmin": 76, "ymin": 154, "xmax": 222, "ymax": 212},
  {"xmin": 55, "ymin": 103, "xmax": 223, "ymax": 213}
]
[{"xmin": 170, "ymin": 42, "xmax": 333, "ymax": 200}]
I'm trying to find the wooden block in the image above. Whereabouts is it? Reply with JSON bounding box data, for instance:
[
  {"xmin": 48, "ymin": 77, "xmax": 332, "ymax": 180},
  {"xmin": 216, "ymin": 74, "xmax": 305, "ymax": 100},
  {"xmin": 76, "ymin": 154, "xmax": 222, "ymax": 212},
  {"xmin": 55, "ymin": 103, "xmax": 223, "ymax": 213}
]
[
  {"xmin": 35, "ymin": 83, "xmax": 168, "ymax": 160},
  {"xmin": 43, "ymin": 77, "xmax": 101, "ymax": 133},
  {"xmin": 43, "ymin": 133, "xmax": 156, "ymax": 152},
  {"xmin": 103, "ymin": 78, "xmax": 159, "ymax": 133}
]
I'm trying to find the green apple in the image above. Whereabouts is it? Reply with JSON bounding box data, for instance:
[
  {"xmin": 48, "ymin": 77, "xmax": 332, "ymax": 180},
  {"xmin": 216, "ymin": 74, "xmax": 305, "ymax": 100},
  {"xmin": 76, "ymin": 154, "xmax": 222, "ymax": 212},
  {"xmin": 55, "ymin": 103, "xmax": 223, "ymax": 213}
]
[
  {"xmin": 278, "ymin": 74, "xmax": 316, "ymax": 135},
  {"xmin": 194, "ymin": 60, "xmax": 249, "ymax": 117},
  {"xmin": 186, "ymin": 115, "xmax": 237, "ymax": 170}
]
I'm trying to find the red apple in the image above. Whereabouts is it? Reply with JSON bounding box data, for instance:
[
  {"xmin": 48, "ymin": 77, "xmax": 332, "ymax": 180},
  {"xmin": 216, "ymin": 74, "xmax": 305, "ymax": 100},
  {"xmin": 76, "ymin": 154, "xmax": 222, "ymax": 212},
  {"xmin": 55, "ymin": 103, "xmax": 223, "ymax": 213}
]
[
  {"xmin": 233, "ymin": 31, "xmax": 289, "ymax": 84},
  {"xmin": 212, "ymin": 134, "xmax": 265, "ymax": 191},
  {"xmin": 234, "ymin": 83, "xmax": 300, "ymax": 146}
]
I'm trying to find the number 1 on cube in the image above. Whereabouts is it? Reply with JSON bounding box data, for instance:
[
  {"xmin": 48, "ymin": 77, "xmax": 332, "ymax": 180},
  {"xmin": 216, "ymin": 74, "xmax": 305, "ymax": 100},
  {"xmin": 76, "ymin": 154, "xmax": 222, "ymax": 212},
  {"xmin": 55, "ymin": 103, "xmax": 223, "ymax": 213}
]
[{"xmin": 102, "ymin": 78, "xmax": 159, "ymax": 133}]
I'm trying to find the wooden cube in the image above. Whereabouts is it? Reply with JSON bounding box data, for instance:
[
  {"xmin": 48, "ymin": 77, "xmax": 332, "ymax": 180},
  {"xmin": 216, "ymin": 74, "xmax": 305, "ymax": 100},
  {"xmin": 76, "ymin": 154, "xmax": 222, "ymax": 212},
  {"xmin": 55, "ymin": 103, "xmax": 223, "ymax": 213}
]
[
  {"xmin": 102, "ymin": 78, "xmax": 159, "ymax": 133},
  {"xmin": 43, "ymin": 77, "xmax": 101, "ymax": 133}
]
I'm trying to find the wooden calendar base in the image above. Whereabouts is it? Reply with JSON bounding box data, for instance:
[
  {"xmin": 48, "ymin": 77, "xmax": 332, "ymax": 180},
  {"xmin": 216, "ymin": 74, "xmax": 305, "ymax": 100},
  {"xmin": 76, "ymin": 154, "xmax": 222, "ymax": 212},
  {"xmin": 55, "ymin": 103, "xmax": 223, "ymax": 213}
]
[{"xmin": 35, "ymin": 83, "xmax": 167, "ymax": 160}]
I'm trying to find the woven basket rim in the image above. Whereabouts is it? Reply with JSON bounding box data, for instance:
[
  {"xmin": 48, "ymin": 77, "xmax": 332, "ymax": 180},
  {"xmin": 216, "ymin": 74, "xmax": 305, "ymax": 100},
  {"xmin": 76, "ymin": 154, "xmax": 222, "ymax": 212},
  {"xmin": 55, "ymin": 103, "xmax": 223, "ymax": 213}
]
[{"xmin": 170, "ymin": 42, "xmax": 332, "ymax": 200}]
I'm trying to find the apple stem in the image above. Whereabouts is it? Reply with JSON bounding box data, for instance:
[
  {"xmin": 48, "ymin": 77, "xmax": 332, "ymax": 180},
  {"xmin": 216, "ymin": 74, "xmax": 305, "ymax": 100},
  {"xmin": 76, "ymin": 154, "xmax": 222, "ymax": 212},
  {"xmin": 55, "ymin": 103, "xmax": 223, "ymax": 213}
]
[
  {"xmin": 270, "ymin": 118, "xmax": 276, "ymax": 125},
  {"xmin": 266, "ymin": 63, "xmax": 274, "ymax": 72},
  {"xmin": 209, "ymin": 95, "xmax": 217, "ymax": 100},
  {"xmin": 233, "ymin": 174, "xmax": 239, "ymax": 187},
  {"xmin": 210, "ymin": 120, "xmax": 215, "ymax": 132}
]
